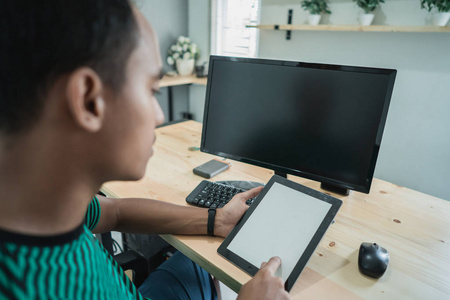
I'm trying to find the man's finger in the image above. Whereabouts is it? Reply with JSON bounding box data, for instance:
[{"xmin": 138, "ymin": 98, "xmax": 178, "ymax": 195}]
[
  {"xmin": 238, "ymin": 186, "xmax": 264, "ymax": 200},
  {"xmin": 260, "ymin": 261, "xmax": 267, "ymax": 269},
  {"xmin": 262, "ymin": 256, "xmax": 282, "ymax": 274}
]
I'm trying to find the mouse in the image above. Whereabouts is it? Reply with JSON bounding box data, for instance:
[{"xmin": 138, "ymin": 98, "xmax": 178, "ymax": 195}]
[{"xmin": 358, "ymin": 242, "xmax": 389, "ymax": 279}]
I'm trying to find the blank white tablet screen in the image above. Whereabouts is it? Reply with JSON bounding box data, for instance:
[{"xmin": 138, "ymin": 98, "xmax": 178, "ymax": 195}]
[{"xmin": 227, "ymin": 182, "xmax": 332, "ymax": 281}]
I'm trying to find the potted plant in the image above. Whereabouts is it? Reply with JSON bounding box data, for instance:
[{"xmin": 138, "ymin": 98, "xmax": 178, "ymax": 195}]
[
  {"xmin": 353, "ymin": 0, "xmax": 385, "ymax": 26},
  {"xmin": 167, "ymin": 36, "xmax": 200, "ymax": 76},
  {"xmin": 300, "ymin": 0, "xmax": 331, "ymax": 26},
  {"xmin": 421, "ymin": 0, "xmax": 450, "ymax": 26}
]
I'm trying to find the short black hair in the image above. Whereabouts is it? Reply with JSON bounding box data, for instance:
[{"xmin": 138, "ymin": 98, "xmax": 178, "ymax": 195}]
[{"xmin": 0, "ymin": 0, "xmax": 138, "ymax": 135}]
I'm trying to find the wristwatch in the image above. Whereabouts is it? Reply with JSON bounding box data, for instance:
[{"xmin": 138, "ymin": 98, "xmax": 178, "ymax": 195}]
[{"xmin": 207, "ymin": 207, "xmax": 216, "ymax": 236}]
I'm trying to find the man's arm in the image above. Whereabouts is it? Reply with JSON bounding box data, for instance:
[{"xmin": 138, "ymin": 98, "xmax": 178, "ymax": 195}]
[{"xmin": 91, "ymin": 186, "xmax": 263, "ymax": 238}]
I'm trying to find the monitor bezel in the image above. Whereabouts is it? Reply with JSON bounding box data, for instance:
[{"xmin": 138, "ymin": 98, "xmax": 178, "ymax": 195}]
[{"xmin": 201, "ymin": 55, "xmax": 397, "ymax": 194}]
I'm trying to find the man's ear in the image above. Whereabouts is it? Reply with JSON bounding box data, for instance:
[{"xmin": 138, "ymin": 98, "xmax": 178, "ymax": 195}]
[{"xmin": 66, "ymin": 68, "xmax": 106, "ymax": 132}]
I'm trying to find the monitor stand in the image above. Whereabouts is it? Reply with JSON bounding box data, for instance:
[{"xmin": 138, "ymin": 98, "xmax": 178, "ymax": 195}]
[
  {"xmin": 275, "ymin": 170, "xmax": 287, "ymax": 178},
  {"xmin": 320, "ymin": 182, "xmax": 349, "ymax": 196},
  {"xmin": 274, "ymin": 171, "xmax": 349, "ymax": 196}
]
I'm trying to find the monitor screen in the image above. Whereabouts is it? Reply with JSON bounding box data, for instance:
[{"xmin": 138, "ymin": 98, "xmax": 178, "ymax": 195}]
[{"xmin": 201, "ymin": 56, "xmax": 396, "ymax": 193}]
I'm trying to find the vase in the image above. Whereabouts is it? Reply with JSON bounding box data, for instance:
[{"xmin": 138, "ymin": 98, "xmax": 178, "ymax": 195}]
[
  {"xmin": 359, "ymin": 13, "xmax": 374, "ymax": 26},
  {"xmin": 432, "ymin": 12, "xmax": 450, "ymax": 26},
  {"xmin": 176, "ymin": 59, "xmax": 195, "ymax": 76},
  {"xmin": 308, "ymin": 14, "xmax": 321, "ymax": 26}
]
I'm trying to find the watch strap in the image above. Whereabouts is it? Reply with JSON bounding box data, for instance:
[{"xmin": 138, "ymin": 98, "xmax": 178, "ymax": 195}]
[{"xmin": 207, "ymin": 208, "xmax": 216, "ymax": 236}]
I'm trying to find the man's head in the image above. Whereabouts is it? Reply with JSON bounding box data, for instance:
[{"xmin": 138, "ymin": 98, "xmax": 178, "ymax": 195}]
[
  {"xmin": 0, "ymin": 0, "xmax": 164, "ymax": 182},
  {"xmin": 1, "ymin": 0, "xmax": 139, "ymax": 134}
]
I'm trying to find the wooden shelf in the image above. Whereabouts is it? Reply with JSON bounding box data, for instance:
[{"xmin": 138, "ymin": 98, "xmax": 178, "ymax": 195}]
[
  {"xmin": 246, "ymin": 24, "xmax": 450, "ymax": 33},
  {"xmin": 159, "ymin": 74, "xmax": 207, "ymax": 88}
]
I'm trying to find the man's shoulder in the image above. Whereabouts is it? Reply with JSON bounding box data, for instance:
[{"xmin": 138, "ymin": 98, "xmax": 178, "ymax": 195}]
[{"xmin": 0, "ymin": 226, "xmax": 139, "ymax": 299}]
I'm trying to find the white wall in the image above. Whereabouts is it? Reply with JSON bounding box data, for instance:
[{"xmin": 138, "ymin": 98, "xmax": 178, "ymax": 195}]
[
  {"xmin": 262, "ymin": 0, "xmax": 435, "ymax": 26},
  {"xmin": 138, "ymin": 0, "xmax": 190, "ymax": 122},
  {"xmin": 188, "ymin": 0, "xmax": 210, "ymax": 121},
  {"xmin": 258, "ymin": 0, "xmax": 450, "ymax": 200}
]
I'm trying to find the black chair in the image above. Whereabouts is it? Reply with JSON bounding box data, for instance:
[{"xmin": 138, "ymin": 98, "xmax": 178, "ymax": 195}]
[
  {"xmin": 114, "ymin": 249, "xmax": 149, "ymax": 287},
  {"xmin": 98, "ymin": 232, "xmax": 175, "ymax": 288},
  {"xmin": 96, "ymin": 192, "xmax": 175, "ymax": 288}
]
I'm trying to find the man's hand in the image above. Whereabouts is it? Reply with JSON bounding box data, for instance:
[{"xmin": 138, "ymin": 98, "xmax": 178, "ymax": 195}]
[
  {"xmin": 214, "ymin": 186, "xmax": 263, "ymax": 238},
  {"xmin": 237, "ymin": 257, "xmax": 290, "ymax": 300}
]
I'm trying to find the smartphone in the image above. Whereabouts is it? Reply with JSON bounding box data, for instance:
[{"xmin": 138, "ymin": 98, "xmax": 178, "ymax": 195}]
[{"xmin": 193, "ymin": 159, "xmax": 230, "ymax": 179}]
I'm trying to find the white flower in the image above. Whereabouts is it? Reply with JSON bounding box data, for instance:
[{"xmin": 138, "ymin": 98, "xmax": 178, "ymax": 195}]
[{"xmin": 167, "ymin": 36, "xmax": 199, "ymax": 68}]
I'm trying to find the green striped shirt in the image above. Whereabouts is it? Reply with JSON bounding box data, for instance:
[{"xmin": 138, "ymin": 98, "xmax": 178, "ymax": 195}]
[{"xmin": 0, "ymin": 196, "xmax": 148, "ymax": 299}]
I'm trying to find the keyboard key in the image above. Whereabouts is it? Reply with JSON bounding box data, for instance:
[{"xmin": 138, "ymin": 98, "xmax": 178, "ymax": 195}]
[{"xmin": 205, "ymin": 201, "xmax": 212, "ymax": 208}]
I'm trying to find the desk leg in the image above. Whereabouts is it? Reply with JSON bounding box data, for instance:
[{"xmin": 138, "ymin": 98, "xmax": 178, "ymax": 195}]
[
  {"xmin": 167, "ymin": 85, "xmax": 193, "ymax": 121},
  {"xmin": 168, "ymin": 86, "xmax": 174, "ymax": 122},
  {"xmin": 183, "ymin": 85, "xmax": 193, "ymax": 120}
]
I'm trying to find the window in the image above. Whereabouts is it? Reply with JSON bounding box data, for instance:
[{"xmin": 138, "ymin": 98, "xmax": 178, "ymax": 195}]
[{"xmin": 211, "ymin": 0, "xmax": 261, "ymax": 58}]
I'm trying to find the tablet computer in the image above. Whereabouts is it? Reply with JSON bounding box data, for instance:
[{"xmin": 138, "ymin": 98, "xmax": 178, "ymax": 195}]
[{"xmin": 217, "ymin": 175, "xmax": 342, "ymax": 291}]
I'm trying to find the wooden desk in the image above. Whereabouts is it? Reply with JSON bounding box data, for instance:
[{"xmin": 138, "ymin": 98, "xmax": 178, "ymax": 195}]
[
  {"xmin": 159, "ymin": 74, "xmax": 207, "ymax": 121},
  {"xmin": 101, "ymin": 121, "xmax": 450, "ymax": 299}
]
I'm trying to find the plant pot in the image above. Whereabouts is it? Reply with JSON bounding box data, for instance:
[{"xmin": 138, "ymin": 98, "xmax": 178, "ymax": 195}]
[
  {"xmin": 359, "ymin": 13, "xmax": 374, "ymax": 26},
  {"xmin": 176, "ymin": 59, "xmax": 195, "ymax": 76},
  {"xmin": 308, "ymin": 14, "xmax": 321, "ymax": 26},
  {"xmin": 432, "ymin": 12, "xmax": 450, "ymax": 26}
]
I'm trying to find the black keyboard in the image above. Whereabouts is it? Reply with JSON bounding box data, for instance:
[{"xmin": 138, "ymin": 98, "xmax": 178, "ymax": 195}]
[{"xmin": 186, "ymin": 181, "xmax": 256, "ymax": 209}]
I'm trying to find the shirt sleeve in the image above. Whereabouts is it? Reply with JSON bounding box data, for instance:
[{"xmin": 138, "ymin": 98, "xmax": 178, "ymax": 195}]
[{"xmin": 84, "ymin": 196, "xmax": 101, "ymax": 231}]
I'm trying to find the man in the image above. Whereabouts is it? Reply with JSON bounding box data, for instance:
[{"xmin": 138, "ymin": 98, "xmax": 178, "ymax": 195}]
[{"xmin": 0, "ymin": 1, "xmax": 290, "ymax": 299}]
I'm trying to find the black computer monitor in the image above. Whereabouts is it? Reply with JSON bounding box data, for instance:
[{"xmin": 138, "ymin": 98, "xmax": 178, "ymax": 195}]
[{"xmin": 201, "ymin": 55, "xmax": 396, "ymax": 194}]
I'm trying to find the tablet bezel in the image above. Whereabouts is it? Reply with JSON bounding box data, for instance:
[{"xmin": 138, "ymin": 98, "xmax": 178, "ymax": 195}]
[{"xmin": 217, "ymin": 175, "xmax": 342, "ymax": 291}]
